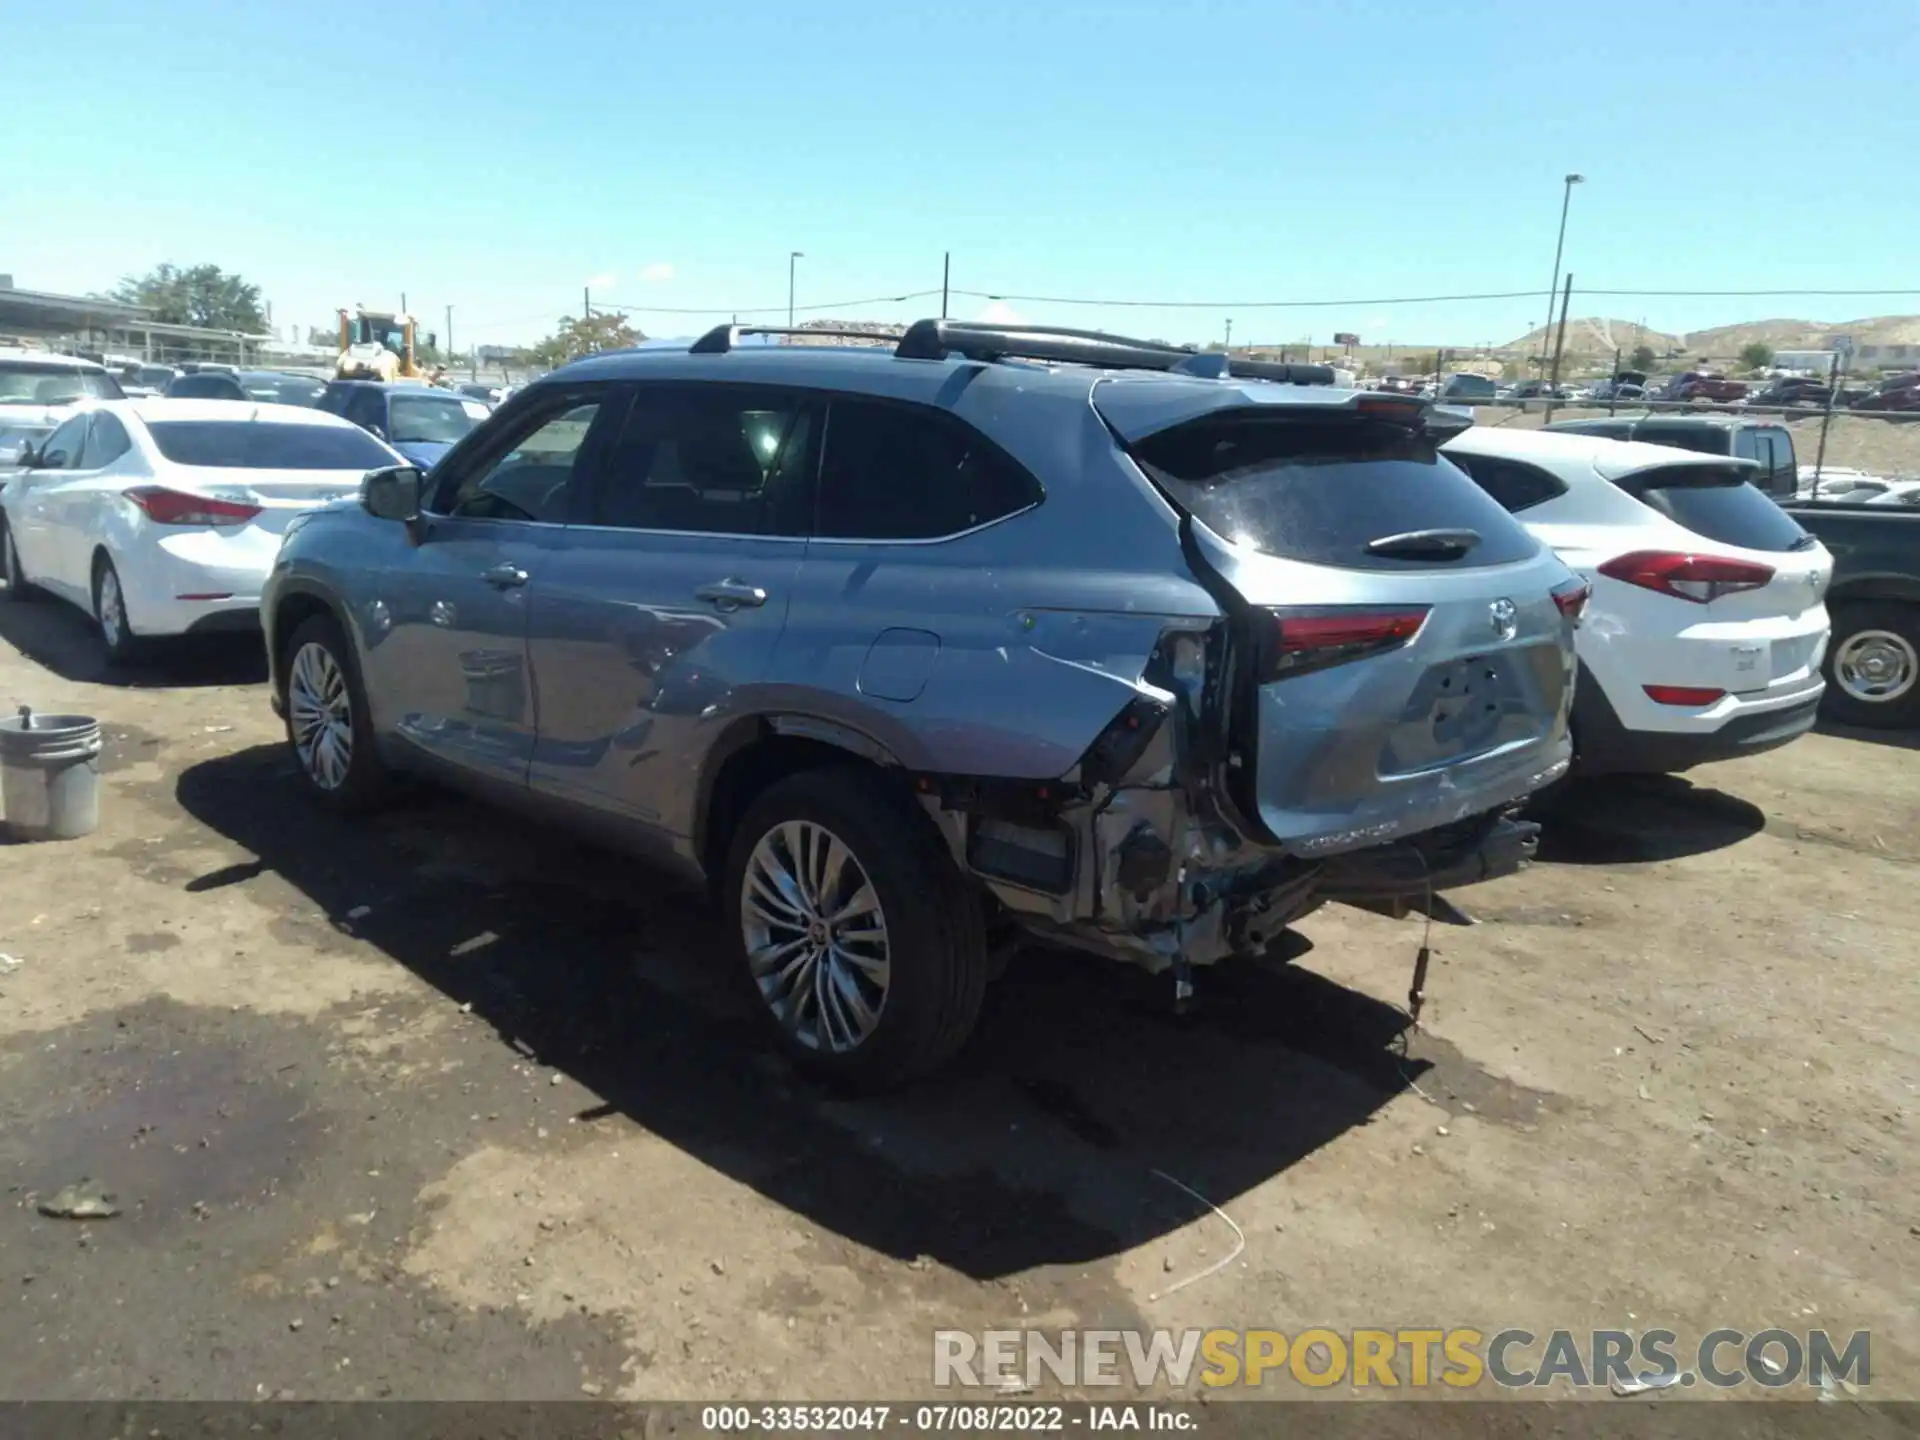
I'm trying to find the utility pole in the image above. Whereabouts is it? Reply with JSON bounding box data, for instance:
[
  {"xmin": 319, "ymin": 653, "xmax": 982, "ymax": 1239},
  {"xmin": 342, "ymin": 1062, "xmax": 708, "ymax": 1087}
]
[
  {"xmin": 1539, "ymin": 173, "xmax": 1584, "ymax": 377},
  {"xmin": 941, "ymin": 252, "xmax": 950, "ymax": 320},
  {"xmin": 1812, "ymin": 351, "xmax": 1843, "ymax": 497},
  {"xmin": 788, "ymin": 252, "xmax": 804, "ymax": 329},
  {"xmin": 1224, "ymin": 318, "xmax": 1233, "ymax": 352},
  {"xmin": 1544, "ymin": 274, "xmax": 1574, "ymax": 423},
  {"xmin": 445, "ymin": 306, "xmax": 453, "ymax": 370}
]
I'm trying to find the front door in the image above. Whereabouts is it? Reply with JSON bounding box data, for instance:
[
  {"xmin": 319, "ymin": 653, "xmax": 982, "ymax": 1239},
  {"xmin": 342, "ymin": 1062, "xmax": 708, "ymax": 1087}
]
[
  {"xmin": 362, "ymin": 389, "xmax": 616, "ymax": 789},
  {"xmin": 524, "ymin": 382, "xmax": 817, "ymax": 841}
]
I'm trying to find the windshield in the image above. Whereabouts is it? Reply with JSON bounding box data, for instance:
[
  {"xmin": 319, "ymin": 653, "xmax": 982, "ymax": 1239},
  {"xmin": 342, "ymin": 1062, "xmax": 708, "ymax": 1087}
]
[
  {"xmin": 241, "ymin": 373, "xmax": 325, "ymax": 407},
  {"xmin": 388, "ymin": 393, "xmax": 482, "ymax": 445},
  {"xmin": 0, "ymin": 364, "xmax": 125, "ymax": 404},
  {"xmin": 145, "ymin": 421, "xmax": 397, "ymax": 470},
  {"xmin": 167, "ymin": 373, "xmax": 247, "ymax": 400}
]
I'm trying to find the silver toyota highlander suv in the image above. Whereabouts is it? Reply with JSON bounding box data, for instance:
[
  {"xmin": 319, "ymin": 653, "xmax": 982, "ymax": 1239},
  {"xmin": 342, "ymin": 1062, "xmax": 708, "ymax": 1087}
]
[{"xmin": 263, "ymin": 321, "xmax": 1585, "ymax": 1088}]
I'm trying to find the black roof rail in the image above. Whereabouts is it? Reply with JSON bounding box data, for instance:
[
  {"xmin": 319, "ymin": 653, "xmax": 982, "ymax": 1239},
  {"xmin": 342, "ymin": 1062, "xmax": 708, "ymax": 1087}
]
[
  {"xmin": 688, "ymin": 324, "xmax": 898, "ymax": 354},
  {"xmin": 895, "ymin": 319, "xmax": 1206, "ymax": 370},
  {"xmin": 894, "ymin": 320, "xmax": 1336, "ymax": 385}
]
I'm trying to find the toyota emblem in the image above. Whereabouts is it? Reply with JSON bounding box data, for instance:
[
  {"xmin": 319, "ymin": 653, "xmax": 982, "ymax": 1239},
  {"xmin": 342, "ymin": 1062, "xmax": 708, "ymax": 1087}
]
[{"xmin": 1489, "ymin": 598, "xmax": 1518, "ymax": 641}]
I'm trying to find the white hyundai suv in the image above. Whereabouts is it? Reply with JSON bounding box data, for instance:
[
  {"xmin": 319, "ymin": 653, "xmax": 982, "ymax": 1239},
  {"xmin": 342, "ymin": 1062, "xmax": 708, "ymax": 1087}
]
[{"xmin": 1442, "ymin": 426, "xmax": 1831, "ymax": 776}]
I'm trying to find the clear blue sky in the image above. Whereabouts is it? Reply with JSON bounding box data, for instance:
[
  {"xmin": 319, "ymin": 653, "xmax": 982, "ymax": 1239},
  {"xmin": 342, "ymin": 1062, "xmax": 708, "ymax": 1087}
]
[{"xmin": 10, "ymin": 0, "xmax": 1916, "ymax": 351}]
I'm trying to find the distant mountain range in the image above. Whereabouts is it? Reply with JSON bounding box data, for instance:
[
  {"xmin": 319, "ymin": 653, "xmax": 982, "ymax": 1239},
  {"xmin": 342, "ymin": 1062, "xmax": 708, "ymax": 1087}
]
[{"xmin": 1502, "ymin": 315, "xmax": 1920, "ymax": 359}]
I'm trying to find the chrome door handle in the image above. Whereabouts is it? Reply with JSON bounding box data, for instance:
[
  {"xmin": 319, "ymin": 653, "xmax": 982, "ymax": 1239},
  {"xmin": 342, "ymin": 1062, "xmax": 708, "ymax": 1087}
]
[
  {"xmin": 695, "ymin": 579, "xmax": 768, "ymax": 611},
  {"xmin": 483, "ymin": 562, "xmax": 529, "ymax": 589}
]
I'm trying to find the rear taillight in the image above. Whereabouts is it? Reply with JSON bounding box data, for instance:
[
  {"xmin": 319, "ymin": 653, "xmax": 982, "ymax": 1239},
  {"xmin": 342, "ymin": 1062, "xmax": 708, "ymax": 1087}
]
[
  {"xmin": 1261, "ymin": 606, "xmax": 1430, "ymax": 681},
  {"xmin": 123, "ymin": 486, "xmax": 261, "ymax": 527},
  {"xmin": 1598, "ymin": 550, "xmax": 1774, "ymax": 604},
  {"xmin": 1644, "ymin": 685, "xmax": 1726, "ymax": 707},
  {"xmin": 1551, "ymin": 578, "xmax": 1591, "ymax": 622}
]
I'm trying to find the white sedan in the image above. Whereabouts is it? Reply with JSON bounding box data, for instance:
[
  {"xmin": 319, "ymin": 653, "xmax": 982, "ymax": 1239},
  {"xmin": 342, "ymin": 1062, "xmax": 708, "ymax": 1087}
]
[{"xmin": 0, "ymin": 399, "xmax": 404, "ymax": 660}]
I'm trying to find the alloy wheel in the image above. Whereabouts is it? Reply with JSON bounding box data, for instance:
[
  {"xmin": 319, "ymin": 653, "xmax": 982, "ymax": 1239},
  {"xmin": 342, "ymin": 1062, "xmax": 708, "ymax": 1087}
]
[
  {"xmin": 1834, "ymin": 629, "xmax": 1918, "ymax": 705},
  {"xmin": 288, "ymin": 641, "xmax": 355, "ymax": 790},
  {"xmin": 740, "ymin": 820, "xmax": 890, "ymax": 1053},
  {"xmin": 97, "ymin": 567, "xmax": 125, "ymax": 649}
]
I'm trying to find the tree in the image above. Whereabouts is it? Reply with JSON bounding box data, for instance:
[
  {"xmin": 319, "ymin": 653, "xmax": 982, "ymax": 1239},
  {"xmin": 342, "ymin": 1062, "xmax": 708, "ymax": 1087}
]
[
  {"xmin": 1629, "ymin": 344, "xmax": 1658, "ymax": 373},
  {"xmin": 114, "ymin": 263, "xmax": 266, "ymax": 332},
  {"xmin": 1739, "ymin": 342, "xmax": 1775, "ymax": 373},
  {"xmin": 528, "ymin": 312, "xmax": 643, "ymax": 369}
]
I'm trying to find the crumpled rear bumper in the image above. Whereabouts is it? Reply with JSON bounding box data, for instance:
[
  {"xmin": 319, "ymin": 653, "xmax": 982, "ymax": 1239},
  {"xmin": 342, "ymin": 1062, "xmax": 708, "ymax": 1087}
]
[{"xmin": 1315, "ymin": 810, "xmax": 1540, "ymax": 902}]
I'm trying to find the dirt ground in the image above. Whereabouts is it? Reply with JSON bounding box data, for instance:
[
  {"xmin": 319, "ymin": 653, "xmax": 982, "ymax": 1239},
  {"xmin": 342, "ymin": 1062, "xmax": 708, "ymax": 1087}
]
[{"xmin": 0, "ymin": 595, "xmax": 1915, "ymax": 1412}]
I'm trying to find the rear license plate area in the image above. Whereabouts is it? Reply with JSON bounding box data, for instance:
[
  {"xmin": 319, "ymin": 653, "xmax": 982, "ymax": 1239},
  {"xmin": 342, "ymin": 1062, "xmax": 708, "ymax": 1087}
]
[
  {"xmin": 1770, "ymin": 635, "xmax": 1817, "ymax": 681},
  {"xmin": 1412, "ymin": 654, "xmax": 1521, "ymax": 751}
]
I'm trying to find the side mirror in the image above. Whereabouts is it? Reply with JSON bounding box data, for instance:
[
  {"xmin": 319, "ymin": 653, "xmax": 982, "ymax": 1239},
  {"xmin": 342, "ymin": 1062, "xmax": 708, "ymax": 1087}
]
[{"xmin": 362, "ymin": 465, "xmax": 423, "ymax": 522}]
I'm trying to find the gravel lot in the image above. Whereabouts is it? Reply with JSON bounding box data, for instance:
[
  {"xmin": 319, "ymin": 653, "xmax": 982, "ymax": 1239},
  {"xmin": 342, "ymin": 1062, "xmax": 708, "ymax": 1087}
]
[{"xmin": 0, "ymin": 596, "xmax": 1914, "ymax": 1411}]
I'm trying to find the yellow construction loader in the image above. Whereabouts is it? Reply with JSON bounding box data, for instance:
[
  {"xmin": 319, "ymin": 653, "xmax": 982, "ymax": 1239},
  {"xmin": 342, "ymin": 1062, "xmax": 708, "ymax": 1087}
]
[{"xmin": 335, "ymin": 307, "xmax": 437, "ymax": 381}]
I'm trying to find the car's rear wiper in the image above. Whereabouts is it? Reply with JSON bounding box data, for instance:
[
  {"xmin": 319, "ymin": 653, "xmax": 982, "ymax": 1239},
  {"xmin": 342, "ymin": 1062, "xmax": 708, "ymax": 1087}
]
[{"xmin": 1364, "ymin": 528, "xmax": 1482, "ymax": 560}]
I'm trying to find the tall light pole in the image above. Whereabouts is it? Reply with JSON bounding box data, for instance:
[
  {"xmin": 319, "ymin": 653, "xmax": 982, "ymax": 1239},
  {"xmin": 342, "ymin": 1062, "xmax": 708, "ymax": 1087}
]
[
  {"xmin": 1540, "ymin": 173, "xmax": 1584, "ymax": 375},
  {"xmin": 1224, "ymin": 318, "xmax": 1233, "ymax": 352},
  {"xmin": 788, "ymin": 251, "xmax": 804, "ymax": 328}
]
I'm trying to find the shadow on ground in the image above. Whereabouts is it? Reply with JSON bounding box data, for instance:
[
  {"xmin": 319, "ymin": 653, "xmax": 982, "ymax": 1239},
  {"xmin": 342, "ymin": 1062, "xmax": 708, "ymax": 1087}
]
[
  {"xmin": 1815, "ymin": 717, "xmax": 1920, "ymax": 753},
  {"xmin": 1530, "ymin": 774, "xmax": 1766, "ymax": 865},
  {"xmin": 0, "ymin": 588, "xmax": 266, "ymax": 689},
  {"xmin": 175, "ymin": 744, "xmax": 1450, "ymax": 1282}
]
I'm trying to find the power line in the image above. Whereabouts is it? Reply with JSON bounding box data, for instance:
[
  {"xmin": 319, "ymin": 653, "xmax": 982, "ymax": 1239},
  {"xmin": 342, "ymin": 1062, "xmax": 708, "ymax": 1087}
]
[
  {"xmin": 595, "ymin": 288, "xmax": 942, "ymax": 317},
  {"xmin": 1581, "ymin": 287, "xmax": 1920, "ymax": 298},
  {"xmin": 949, "ymin": 287, "xmax": 1551, "ymax": 310}
]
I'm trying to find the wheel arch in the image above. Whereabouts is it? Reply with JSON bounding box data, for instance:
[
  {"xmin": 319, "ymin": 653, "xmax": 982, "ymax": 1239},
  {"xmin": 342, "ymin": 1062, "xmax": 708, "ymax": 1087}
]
[
  {"xmin": 694, "ymin": 713, "xmax": 908, "ymax": 887},
  {"xmin": 267, "ymin": 583, "xmax": 351, "ymax": 698},
  {"xmin": 1829, "ymin": 575, "xmax": 1920, "ymax": 609}
]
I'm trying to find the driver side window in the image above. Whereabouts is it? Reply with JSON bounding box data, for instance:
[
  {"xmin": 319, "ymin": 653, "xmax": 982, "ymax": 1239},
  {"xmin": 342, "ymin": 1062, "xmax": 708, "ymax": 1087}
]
[{"xmin": 434, "ymin": 396, "xmax": 605, "ymax": 524}]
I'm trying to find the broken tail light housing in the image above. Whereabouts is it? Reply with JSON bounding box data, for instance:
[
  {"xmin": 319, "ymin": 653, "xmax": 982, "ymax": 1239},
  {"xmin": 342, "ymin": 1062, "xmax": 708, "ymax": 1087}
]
[
  {"xmin": 124, "ymin": 486, "xmax": 262, "ymax": 526},
  {"xmin": 1552, "ymin": 577, "xmax": 1591, "ymax": 622},
  {"xmin": 1598, "ymin": 551, "xmax": 1773, "ymax": 604},
  {"xmin": 1260, "ymin": 605, "xmax": 1430, "ymax": 681},
  {"xmin": 1076, "ymin": 693, "xmax": 1171, "ymax": 786}
]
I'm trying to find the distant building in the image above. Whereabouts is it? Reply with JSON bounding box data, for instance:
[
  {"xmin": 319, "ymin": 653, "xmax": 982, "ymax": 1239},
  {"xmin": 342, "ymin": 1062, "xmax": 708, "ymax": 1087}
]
[{"xmin": 1852, "ymin": 342, "xmax": 1920, "ymax": 372}]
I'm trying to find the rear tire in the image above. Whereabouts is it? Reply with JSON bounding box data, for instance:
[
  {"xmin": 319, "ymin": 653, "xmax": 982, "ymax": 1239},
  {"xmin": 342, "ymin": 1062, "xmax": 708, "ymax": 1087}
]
[
  {"xmin": 282, "ymin": 612, "xmax": 393, "ymax": 811},
  {"xmin": 722, "ymin": 767, "xmax": 989, "ymax": 1091},
  {"xmin": 1822, "ymin": 601, "xmax": 1920, "ymax": 730},
  {"xmin": 91, "ymin": 553, "xmax": 144, "ymax": 664},
  {"xmin": 1, "ymin": 518, "xmax": 38, "ymax": 601}
]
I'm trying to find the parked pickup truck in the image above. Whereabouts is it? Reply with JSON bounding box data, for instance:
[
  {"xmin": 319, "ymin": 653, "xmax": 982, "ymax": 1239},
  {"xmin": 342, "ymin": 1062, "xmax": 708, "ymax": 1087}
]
[{"xmin": 1781, "ymin": 501, "xmax": 1920, "ymax": 728}]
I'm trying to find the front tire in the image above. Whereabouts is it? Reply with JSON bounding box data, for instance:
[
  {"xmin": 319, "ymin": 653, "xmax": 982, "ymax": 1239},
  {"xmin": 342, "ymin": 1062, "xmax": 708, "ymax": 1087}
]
[
  {"xmin": 283, "ymin": 612, "xmax": 392, "ymax": 811},
  {"xmin": 1, "ymin": 518, "xmax": 38, "ymax": 601},
  {"xmin": 722, "ymin": 767, "xmax": 989, "ymax": 1091},
  {"xmin": 1822, "ymin": 601, "xmax": 1920, "ymax": 729},
  {"xmin": 92, "ymin": 553, "xmax": 143, "ymax": 663}
]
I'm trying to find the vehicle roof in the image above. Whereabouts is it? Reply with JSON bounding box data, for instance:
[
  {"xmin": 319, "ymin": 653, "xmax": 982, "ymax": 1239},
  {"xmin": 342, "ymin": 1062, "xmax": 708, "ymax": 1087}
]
[
  {"xmin": 545, "ymin": 342, "xmax": 1373, "ymax": 417},
  {"xmin": 0, "ymin": 352, "xmax": 109, "ymax": 372},
  {"xmin": 1577, "ymin": 411, "xmax": 1782, "ymax": 431},
  {"xmin": 323, "ymin": 378, "xmax": 447, "ymax": 392},
  {"xmin": 112, "ymin": 398, "xmax": 365, "ymax": 428},
  {"xmin": 1444, "ymin": 423, "xmax": 1761, "ymax": 480}
]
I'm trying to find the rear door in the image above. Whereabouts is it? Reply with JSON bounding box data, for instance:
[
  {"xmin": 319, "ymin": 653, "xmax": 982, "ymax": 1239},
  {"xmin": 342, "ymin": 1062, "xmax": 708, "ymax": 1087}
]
[
  {"xmin": 1103, "ymin": 386, "xmax": 1579, "ymax": 855},
  {"xmin": 9, "ymin": 413, "xmax": 90, "ymax": 600},
  {"xmin": 522, "ymin": 382, "xmax": 816, "ymax": 843}
]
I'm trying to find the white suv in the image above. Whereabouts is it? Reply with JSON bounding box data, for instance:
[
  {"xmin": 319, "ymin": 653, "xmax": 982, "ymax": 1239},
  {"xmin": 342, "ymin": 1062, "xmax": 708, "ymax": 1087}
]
[{"xmin": 1442, "ymin": 426, "xmax": 1831, "ymax": 776}]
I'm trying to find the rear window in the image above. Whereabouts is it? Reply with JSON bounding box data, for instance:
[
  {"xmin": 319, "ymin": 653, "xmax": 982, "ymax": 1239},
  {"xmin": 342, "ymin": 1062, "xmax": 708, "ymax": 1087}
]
[
  {"xmin": 1641, "ymin": 426, "xmax": 1731, "ymax": 458},
  {"xmin": 145, "ymin": 421, "xmax": 395, "ymax": 470},
  {"xmin": 0, "ymin": 363, "xmax": 124, "ymax": 403},
  {"xmin": 1134, "ymin": 415, "xmax": 1542, "ymax": 571},
  {"xmin": 1614, "ymin": 464, "xmax": 1812, "ymax": 554},
  {"xmin": 388, "ymin": 393, "xmax": 482, "ymax": 445},
  {"xmin": 241, "ymin": 373, "xmax": 325, "ymax": 407},
  {"xmin": 167, "ymin": 373, "xmax": 247, "ymax": 400},
  {"xmin": 1443, "ymin": 375, "xmax": 1496, "ymax": 400}
]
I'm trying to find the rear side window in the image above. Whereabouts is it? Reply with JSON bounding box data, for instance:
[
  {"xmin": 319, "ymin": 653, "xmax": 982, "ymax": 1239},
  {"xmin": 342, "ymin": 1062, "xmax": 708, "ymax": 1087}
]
[
  {"xmin": 1448, "ymin": 453, "xmax": 1568, "ymax": 514},
  {"xmin": 1614, "ymin": 464, "xmax": 1812, "ymax": 554},
  {"xmin": 145, "ymin": 421, "xmax": 396, "ymax": 470},
  {"xmin": 817, "ymin": 399, "xmax": 1041, "ymax": 540},
  {"xmin": 1133, "ymin": 415, "xmax": 1541, "ymax": 570}
]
